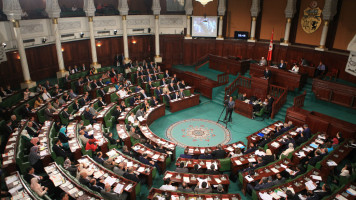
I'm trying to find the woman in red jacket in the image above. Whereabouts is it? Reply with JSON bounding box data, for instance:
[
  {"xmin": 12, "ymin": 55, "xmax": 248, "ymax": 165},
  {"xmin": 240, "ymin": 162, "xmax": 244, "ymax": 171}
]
[{"xmin": 85, "ymin": 139, "xmax": 98, "ymax": 152}]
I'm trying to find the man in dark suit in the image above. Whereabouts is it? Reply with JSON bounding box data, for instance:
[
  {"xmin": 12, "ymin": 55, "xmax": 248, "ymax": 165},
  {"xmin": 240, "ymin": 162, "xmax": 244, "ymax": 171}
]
[
  {"xmin": 306, "ymin": 184, "xmax": 331, "ymax": 200},
  {"xmin": 189, "ymin": 164, "xmax": 204, "ymax": 174},
  {"xmin": 112, "ymin": 106, "xmax": 122, "ymax": 120},
  {"xmin": 30, "ymin": 117, "xmax": 41, "ymax": 130},
  {"xmin": 97, "ymin": 97, "xmax": 106, "ymax": 108},
  {"xmin": 84, "ymin": 107, "xmax": 96, "ymax": 124},
  {"xmin": 52, "ymin": 139, "xmax": 71, "ymax": 158},
  {"xmin": 205, "ymin": 164, "xmax": 220, "ymax": 175},
  {"xmin": 101, "ymin": 183, "xmax": 127, "ymax": 200},
  {"xmin": 211, "ymin": 145, "xmax": 226, "ymax": 159},
  {"xmin": 22, "ymin": 103, "xmax": 31, "ymax": 118},
  {"xmin": 266, "ymin": 95, "xmax": 274, "ymax": 118},
  {"xmin": 26, "ymin": 122, "xmax": 40, "ymax": 137},
  {"xmin": 163, "ymin": 91, "xmax": 171, "ymax": 103},
  {"xmin": 307, "ymin": 150, "xmax": 324, "ymax": 166},
  {"xmin": 278, "ymin": 60, "xmax": 286, "ymax": 69},
  {"xmin": 244, "ymin": 143, "xmax": 256, "ymax": 155},
  {"xmin": 154, "ymin": 87, "xmax": 162, "ymax": 98},
  {"xmin": 264, "ymin": 67, "xmax": 272, "ymax": 79},
  {"xmin": 179, "ymin": 89, "xmax": 185, "ymax": 98},
  {"xmin": 175, "ymin": 162, "xmax": 189, "ymax": 173},
  {"xmin": 139, "ymin": 153, "xmax": 161, "ymax": 173},
  {"xmin": 79, "ymin": 172, "xmax": 90, "ymax": 186},
  {"xmin": 302, "ymin": 124, "xmax": 311, "ymax": 139},
  {"xmin": 61, "ymin": 107, "xmax": 71, "ymax": 121},
  {"xmin": 91, "ymin": 80, "xmax": 99, "ymax": 89},
  {"xmin": 44, "ymin": 104, "xmax": 55, "ymax": 121},
  {"xmin": 98, "ymin": 88, "xmax": 106, "ymax": 98},
  {"xmin": 168, "ymin": 83, "xmax": 176, "ymax": 92},
  {"xmin": 73, "ymin": 99, "xmax": 81, "ymax": 111},
  {"xmin": 123, "ymin": 167, "xmax": 140, "ymax": 183},
  {"xmin": 171, "ymin": 91, "xmax": 180, "ymax": 100},
  {"xmin": 160, "ymin": 78, "xmax": 167, "ymax": 86}
]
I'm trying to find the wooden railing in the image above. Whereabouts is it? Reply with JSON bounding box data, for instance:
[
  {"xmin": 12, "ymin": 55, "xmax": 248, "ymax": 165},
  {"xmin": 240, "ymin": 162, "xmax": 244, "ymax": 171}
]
[
  {"xmin": 224, "ymin": 75, "xmax": 240, "ymax": 100},
  {"xmin": 293, "ymin": 91, "xmax": 307, "ymax": 108},
  {"xmin": 194, "ymin": 54, "xmax": 211, "ymax": 71},
  {"xmin": 270, "ymin": 85, "xmax": 288, "ymax": 119},
  {"xmin": 217, "ymin": 73, "xmax": 229, "ymax": 86}
]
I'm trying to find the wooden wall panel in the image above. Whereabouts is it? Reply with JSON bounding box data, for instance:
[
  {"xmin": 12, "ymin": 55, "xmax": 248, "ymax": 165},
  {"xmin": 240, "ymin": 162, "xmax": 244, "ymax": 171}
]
[
  {"xmin": 333, "ymin": 0, "xmax": 356, "ymax": 50},
  {"xmin": 259, "ymin": 0, "xmax": 286, "ymax": 41},
  {"xmin": 193, "ymin": 0, "xmax": 218, "ymax": 16},
  {"xmin": 226, "ymin": 0, "xmax": 252, "ymax": 38}
]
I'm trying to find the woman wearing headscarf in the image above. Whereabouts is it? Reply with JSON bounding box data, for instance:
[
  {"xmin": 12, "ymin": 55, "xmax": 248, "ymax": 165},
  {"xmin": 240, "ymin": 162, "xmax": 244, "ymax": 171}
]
[
  {"xmin": 30, "ymin": 178, "xmax": 48, "ymax": 197},
  {"xmin": 29, "ymin": 146, "xmax": 44, "ymax": 173},
  {"xmin": 280, "ymin": 143, "xmax": 294, "ymax": 159},
  {"xmin": 58, "ymin": 126, "xmax": 69, "ymax": 149}
]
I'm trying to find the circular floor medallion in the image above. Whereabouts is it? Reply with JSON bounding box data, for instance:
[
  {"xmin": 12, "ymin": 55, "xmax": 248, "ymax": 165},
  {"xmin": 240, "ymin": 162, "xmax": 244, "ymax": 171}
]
[{"xmin": 166, "ymin": 119, "xmax": 231, "ymax": 147}]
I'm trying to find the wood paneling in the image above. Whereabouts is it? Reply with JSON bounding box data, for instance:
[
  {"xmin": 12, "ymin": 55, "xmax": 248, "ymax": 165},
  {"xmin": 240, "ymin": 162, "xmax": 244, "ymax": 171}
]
[
  {"xmin": 259, "ymin": 0, "xmax": 286, "ymax": 41},
  {"xmin": 333, "ymin": 0, "xmax": 356, "ymax": 50},
  {"xmin": 226, "ymin": 0, "xmax": 252, "ymax": 38},
  {"xmin": 193, "ymin": 0, "xmax": 218, "ymax": 16}
]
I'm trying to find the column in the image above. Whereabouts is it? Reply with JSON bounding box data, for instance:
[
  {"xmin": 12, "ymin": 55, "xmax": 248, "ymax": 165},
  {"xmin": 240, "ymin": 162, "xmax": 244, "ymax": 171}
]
[
  {"xmin": 281, "ymin": 18, "xmax": 292, "ymax": 46},
  {"xmin": 216, "ymin": 16, "xmax": 224, "ymax": 40},
  {"xmin": 315, "ymin": 21, "xmax": 329, "ymax": 51},
  {"xmin": 185, "ymin": 15, "xmax": 192, "ymax": 39},
  {"xmin": 88, "ymin": 16, "xmax": 101, "ymax": 68},
  {"xmin": 154, "ymin": 15, "xmax": 162, "ymax": 63},
  {"xmin": 122, "ymin": 15, "xmax": 130, "ymax": 63},
  {"xmin": 248, "ymin": 17, "xmax": 257, "ymax": 42},
  {"xmin": 52, "ymin": 18, "xmax": 68, "ymax": 78},
  {"xmin": 12, "ymin": 20, "xmax": 36, "ymax": 88}
]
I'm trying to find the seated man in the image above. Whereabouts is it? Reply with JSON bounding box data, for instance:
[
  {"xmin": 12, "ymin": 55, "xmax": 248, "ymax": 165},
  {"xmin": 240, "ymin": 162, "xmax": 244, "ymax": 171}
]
[
  {"xmin": 175, "ymin": 162, "xmax": 189, "ymax": 173},
  {"xmin": 123, "ymin": 167, "xmax": 140, "ymax": 183},
  {"xmin": 159, "ymin": 178, "xmax": 177, "ymax": 191},
  {"xmin": 101, "ymin": 183, "xmax": 128, "ymax": 200},
  {"xmin": 194, "ymin": 181, "xmax": 212, "ymax": 194}
]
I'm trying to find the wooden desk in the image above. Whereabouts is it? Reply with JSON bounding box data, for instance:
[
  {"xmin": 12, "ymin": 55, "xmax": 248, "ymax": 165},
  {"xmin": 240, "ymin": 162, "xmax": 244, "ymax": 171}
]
[
  {"xmin": 231, "ymin": 153, "xmax": 259, "ymax": 174},
  {"xmin": 91, "ymin": 123, "xmax": 109, "ymax": 154},
  {"xmin": 163, "ymin": 171, "xmax": 230, "ymax": 192},
  {"xmin": 251, "ymin": 76, "xmax": 269, "ymax": 99},
  {"xmin": 106, "ymin": 148, "xmax": 154, "ymax": 188},
  {"xmin": 66, "ymin": 122, "xmax": 82, "ymax": 160},
  {"xmin": 246, "ymin": 121, "xmax": 282, "ymax": 147},
  {"xmin": 209, "ymin": 54, "xmax": 250, "ymax": 75},
  {"xmin": 291, "ymin": 133, "xmax": 323, "ymax": 165},
  {"xmin": 184, "ymin": 141, "xmax": 245, "ymax": 157},
  {"xmin": 5, "ymin": 172, "xmax": 37, "ymax": 199},
  {"xmin": 45, "ymin": 162, "xmax": 102, "ymax": 200},
  {"xmin": 148, "ymin": 188, "xmax": 242, "ymax": 200},
  {"xmin": 96, "ymin": 102, "xmax": 116, "ymax": 123},
  {"xmin": 257, "ymin": 169, "xmax": 326, "ymax": 200},
  {"xmin": 180, "ymin": 71, "xmax": 218, "ymax": 99},
  {"xmin": 116, "ymin": 123, "xmax": 132, "ymax": 149},
  {"xmin": 312, "ymin": 78, "xmax": 356, "ymax": 108},
  {"xmin": 77, "ymin": 155, "xmax": 137, "ymax": 200},
  {"xmin": 242, "ymin": 158, "xmax": 291, "ymax": 194},
  {"xmin": 319, "ymin": 142, "xmax": 352, "ymax": 176},
  {"xmin": 325, "ymin": 183, "xmax": 356, "ymax": 200},
  {"xmin": 132, "ymin": 143, "xmax": 168, "ymax": 172},
  {"xmin": 169, "ymin": 94, "xmax": 200, "ymax": 113},
  {"xmin": 140, "ymin": 125, "xmax": 176, "ymax": 160},
  {"xmin": 38, "ymin": 121, "xmax": 53, "ymax": 167},
  {"xmin": 176, "ymin": 158, "xmax": 221, "ymax": 171},
  {"xmin": 2, "ymin": 120, "xmax": 27, "ymax": 174},
  {"xmin": 73, "ymin": 99, "xmax": 98, "ymax": 121},
  {"xmin": 234, "ymin": 99, "xmax": 254, "ymax": 119},
  {"xmin": 143, "ymin": 104, "xmax": 165, "ymax": 126},
  {"xmin": 250, "ymin": 64, "xmax": 307, "ymax": 91},
  {"xmin": 267, "ymin": 127, "xmax": 298, "ymax": 154}
]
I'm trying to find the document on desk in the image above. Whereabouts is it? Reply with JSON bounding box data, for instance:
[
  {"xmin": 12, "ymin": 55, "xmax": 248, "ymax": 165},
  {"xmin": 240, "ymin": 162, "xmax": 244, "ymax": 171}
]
[
  {"xmin": 214, "ymin": 178, "xmax": 222, "ymax": 184},
  {"xmin": 114, "ymin": 183, "xmax": 124, "ymax": 194},
  {"xmin": 152, "ymin": 154, "xmax": 159, "ymax": 160},
  {"xmin": 164, "ymin": 173, "xmax": 173, "ymax": 179},
  {"xmin": 305, "ymin": 180, "xmax": 317, "ymax": 191},
  {"xmin": 245, "ymin": 175, "xmax": 254, "ymax": 182},
  {"xmin": 335, "ymin": 194, "xmax": 348, "ymax": 200},
  {"xmin": 235, "ymin": 160, "xmax": 242, "ymax": 165},
  {"xmin": 346, "ymin": 188, "xmax": 356, "ymax": 196},
  {"xmin": 327, "ymin": 160, "xmax": 337, "ymax": 166},
  {"xmin": 248, "ymin": 158, "xmax": 256, "ymax": 163},
  {"xmin": 183, "ymin": 176, "xmax": 190, "ymax": 183},
  {"xmin": 104, "ymin": 176, "xmax": 116, "ymax": 186},
  {"xmin": 259, "ymin": 192, "xmax": 273, "ymax": 200},
  {"xmin": 271, "ymin": 167, "xmax": 279, "ymax": 173},
  {"xmin": 206, "ymin": 161, "xmax": 212, "ymax": 169},
  {"xmin": 311, "ymin": 175, "xmax": 322, "ymax": 181}
]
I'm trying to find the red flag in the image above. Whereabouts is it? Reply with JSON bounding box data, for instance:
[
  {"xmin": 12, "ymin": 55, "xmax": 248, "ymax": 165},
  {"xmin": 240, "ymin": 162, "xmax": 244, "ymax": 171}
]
[{"xmin": 267, "ymin": 29, "xmax": 274, "ymax": 62}]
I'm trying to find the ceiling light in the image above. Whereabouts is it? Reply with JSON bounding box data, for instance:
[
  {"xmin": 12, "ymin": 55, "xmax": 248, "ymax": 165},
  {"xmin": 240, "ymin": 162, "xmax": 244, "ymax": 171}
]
[{"xmin": 196, "ymin": 0, "xmax": 213, "ymax": 6}]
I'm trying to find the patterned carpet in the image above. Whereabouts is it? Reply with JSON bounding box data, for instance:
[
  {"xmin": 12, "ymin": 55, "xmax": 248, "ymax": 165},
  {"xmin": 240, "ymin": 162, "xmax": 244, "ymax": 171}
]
[{"xmin": 166, "ymin": 119, "xmax": 231, "ymax": 147}]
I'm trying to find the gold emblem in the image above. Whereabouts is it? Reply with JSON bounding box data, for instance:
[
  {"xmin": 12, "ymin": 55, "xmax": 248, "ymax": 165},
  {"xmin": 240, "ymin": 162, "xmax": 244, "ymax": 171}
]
[{"xmin": 301, "ymin": 1, "xmax": 322, "ymax": 34}]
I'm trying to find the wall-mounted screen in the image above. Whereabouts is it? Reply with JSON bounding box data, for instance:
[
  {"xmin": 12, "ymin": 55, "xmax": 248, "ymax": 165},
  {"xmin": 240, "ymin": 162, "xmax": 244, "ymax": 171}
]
[{"xmin": 192, "ymin": 16, "xmax": 218, "ymax": 38}]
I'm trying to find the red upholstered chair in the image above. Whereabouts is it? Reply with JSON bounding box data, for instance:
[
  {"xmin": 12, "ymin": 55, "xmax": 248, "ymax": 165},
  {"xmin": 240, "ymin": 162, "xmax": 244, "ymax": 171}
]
[{"xmin": 325, "ymin": 68, "xmax": 338, "ymax": 81}]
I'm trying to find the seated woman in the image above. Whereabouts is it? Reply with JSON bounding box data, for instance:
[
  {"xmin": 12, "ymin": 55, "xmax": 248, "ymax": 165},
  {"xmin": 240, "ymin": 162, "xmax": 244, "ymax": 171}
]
[
  {"xmin": 85, "ymin": 139, "xmax": 99, "ymax": 152},
  {"xmin": 58, "ymin": 127, "xmax": 70, "ymax": 149},
  {"xmin": 89, "ymin": 66, "xmax": 97, "ymax": 75},
  {"xmin": 29, "ymin": 146, "xmax": 44, "ymax": 173},
  {"xmin": 291, "ymin": 64, "xmax": 299, "ymax": 73},
  {"xmin": 30, "ymin": 178, "xmax": 48, "ymax": 197},
  {"xmin": 34, "ymin": 97, "xmax": 44, "ymax": 108}
]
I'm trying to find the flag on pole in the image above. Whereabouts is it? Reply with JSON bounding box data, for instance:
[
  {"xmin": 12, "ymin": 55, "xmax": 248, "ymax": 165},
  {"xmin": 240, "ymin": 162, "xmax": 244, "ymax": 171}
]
[{"xmin": 267, "ymin": 28, "xmax": 274, "ymax": 62}]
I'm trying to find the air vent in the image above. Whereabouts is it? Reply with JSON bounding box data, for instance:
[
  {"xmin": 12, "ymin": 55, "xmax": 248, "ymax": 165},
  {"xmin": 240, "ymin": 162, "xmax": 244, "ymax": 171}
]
[
  {"xmin": 97, "ymin": 31, "xmax": 110, "ymax": 34},
  {"xmin": 61, "ymin": 34, "xmax": 75, "ymax": 38},
  {"xmin": 133, "ymin": 29, "xmax": 144, "ymax": 32},
  {"xmin": 23, "ymin": 39, "xmax": 35, "ymax": 43}
]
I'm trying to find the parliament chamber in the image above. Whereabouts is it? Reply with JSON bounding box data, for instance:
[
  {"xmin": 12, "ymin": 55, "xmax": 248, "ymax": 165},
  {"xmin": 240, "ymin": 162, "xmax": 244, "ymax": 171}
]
[{"xmin": 0, "ymin": 0, "xmax": 356, "ymax": 200}]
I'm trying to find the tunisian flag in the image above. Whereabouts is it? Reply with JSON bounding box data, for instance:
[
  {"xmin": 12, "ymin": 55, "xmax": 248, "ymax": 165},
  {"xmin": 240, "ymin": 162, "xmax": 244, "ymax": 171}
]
[{"xmin": 267, "ymin": 29, "xmax": 274, "ymax": 62}]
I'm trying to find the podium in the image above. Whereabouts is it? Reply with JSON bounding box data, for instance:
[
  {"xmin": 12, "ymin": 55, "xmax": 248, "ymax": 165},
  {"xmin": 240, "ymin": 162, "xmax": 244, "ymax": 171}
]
[{"xmin": 251, "ymin": 76, "xmax": 269, "ymax": 99}]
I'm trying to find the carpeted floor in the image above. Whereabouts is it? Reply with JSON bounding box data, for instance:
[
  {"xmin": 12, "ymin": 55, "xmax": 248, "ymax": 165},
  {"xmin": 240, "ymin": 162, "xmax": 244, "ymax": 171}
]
[{"xmin": 112, "ymin": 63, "xmax": 356, "ymax": 199}]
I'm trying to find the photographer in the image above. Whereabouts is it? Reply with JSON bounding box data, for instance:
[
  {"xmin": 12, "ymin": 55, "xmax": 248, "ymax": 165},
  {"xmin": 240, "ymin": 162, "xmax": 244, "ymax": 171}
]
[{"xmin": 224, "ymin": 96, "xmax": 235, "ymax": 122}]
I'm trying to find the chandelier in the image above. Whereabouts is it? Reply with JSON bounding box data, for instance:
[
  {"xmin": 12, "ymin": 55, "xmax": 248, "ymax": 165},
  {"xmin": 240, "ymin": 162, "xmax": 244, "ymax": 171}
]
[{"xmin": 196, "ymin": 0, "xmax": 214, "ymax": 6}]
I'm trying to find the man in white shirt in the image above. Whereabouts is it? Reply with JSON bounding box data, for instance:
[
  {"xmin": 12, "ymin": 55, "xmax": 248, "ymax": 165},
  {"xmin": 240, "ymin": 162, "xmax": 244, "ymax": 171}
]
[
  {"xmin": 117, "ymin": 88, "xmax": 127, "ymax": 98},
  {"xmin": 159, "ymin": 178, "xmax": 177, "ymax": 191},
  {"xmin": 127, "ymin": 112, "xmax": 135, "ymax": 124},
  {"xmin": 42, "ymin": 89, "xmax": 52, "ymax": 101}
]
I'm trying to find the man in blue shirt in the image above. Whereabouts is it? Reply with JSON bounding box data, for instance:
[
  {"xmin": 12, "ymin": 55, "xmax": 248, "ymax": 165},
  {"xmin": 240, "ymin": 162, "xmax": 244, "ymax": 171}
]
[{"xmin": 315, "ymin": 61, "xmax": 326, "ymax": 77}]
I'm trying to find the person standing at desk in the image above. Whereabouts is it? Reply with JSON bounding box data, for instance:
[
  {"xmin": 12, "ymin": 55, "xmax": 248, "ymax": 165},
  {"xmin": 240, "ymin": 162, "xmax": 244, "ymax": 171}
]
[
  {"xmin": 259, "ymin": 57, "xmax": 267, "ymax": 66},
  {"xmin": 315, "ymin": 61, "xmax": 326, "ymax": 78},
  {"xmin": 264, "ymin": 67, "xmax": 271, "ymax": 80},
  {"xmin": 224, "ymin": 96, "xmax": 235, "ymax": 122},
  {"xmin": 278, "ymin": 60, "xmax": 286, "ymax": 69}
]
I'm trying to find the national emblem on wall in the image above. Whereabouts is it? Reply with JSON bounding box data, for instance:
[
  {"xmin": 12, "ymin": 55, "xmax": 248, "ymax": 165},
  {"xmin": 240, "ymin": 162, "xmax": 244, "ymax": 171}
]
[{"xmin": 301, "ymin": 1, "xmax": 322, "ymax": 34}]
